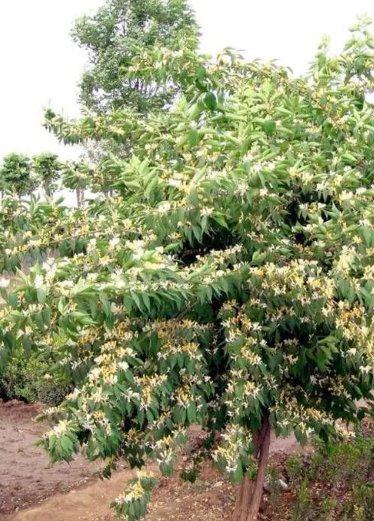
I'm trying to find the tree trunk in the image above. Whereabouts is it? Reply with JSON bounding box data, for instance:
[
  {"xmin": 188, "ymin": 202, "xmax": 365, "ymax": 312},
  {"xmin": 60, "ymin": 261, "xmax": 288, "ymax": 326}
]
[
  {"xmin": 233, "ymin": 413, "xmax": 271, "ymax": 521},
  {"xmin": 76, "ymin": 189, "xmax": 84, "ymax": 208},
  {"xmin": 44, "ymin": 181, "xmax": 51, "ymax": 198}
]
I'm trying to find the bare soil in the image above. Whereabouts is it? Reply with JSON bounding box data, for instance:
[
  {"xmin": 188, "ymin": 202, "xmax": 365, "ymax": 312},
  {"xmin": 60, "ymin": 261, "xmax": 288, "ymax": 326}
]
[
  {"xmin": 1, "ymin": 400, "xmax": 302, "ymax": 521},
  {"xmin": 0, "ymin": 400, "xmax": 100, "ymax": 516}
]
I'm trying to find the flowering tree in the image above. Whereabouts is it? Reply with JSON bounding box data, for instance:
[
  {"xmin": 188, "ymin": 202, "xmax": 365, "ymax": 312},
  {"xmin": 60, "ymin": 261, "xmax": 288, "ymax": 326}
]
[{"xmin": 2, "ymin": 18, "xmax": 374, "ymax": 521}]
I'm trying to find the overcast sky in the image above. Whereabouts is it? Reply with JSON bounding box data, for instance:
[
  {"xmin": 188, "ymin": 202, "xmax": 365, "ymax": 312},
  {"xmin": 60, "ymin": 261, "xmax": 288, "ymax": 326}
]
[{"xmin": 0, "ymin": 0, "xmax": 374, "ymax": 160}]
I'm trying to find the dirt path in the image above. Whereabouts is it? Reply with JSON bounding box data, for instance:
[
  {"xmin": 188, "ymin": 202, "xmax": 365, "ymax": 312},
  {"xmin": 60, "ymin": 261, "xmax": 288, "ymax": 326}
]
[{"xmin": 4, "ymin": 428, "xmax": 300, "ymax": 521}]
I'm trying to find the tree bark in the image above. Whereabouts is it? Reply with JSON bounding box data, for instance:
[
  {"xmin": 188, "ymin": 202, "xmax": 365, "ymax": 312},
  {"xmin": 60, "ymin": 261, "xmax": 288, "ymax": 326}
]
[
  {"xmin": 76, "ymin": 189, "xmax": 84, "ymax": 208},
  {"xmin": 233, "ymin": 413, "xmax": 271, "ymax": 521}
]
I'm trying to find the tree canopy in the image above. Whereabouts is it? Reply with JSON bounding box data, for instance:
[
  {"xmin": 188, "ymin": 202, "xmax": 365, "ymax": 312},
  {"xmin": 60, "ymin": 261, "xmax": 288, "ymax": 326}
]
[
  {"xmin": 33, "ymin": 152, "xmax": 63, "ymax": 197},
  {"xmin": 72, "ymin": 0, "xmax": 199, "ymax": 114},
  {"xmin": 0, "ymin": 153, "xmax": 34, "ymax": 196},
  {"xmin": 2, "ymin": 16, "xmax": 374, "ymax": 521}
]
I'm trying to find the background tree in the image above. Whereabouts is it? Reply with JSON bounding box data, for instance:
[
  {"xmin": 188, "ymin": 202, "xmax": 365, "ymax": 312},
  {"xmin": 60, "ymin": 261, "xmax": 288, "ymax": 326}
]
[
  {"xmin": 72, "ymin": 0, "xmax": 200, "ymax": 192},
  {"xmin": 72, "ymin": 0, "xmax": 199, "ymax": 115},
  {"xmin": 32, "ymin": 152, "xmax": 62, "ymax": 198},
  {"xmin": 0, "ymin": 153, "xmax": 34, "ymax": 197},
  {"xmin": 61, "ymin": 161, "xmax": 91, "ymax": 208},
  {"xmin": 3, "ymin": 17, "xmax": 374, "ymax": 521}
]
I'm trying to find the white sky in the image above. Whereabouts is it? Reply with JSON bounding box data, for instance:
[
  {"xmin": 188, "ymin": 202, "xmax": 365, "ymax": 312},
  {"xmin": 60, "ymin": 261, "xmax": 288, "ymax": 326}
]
[{"xmin": 0, "ymin": 0, "xmax": 374, "ymax": 160}]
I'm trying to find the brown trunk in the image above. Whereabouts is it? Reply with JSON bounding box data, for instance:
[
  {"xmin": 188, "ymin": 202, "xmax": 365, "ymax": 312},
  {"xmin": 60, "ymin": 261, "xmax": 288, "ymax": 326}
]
[
  {"xmin": 76, "ymin": 189, "xmax": 84, "ymax": 208},
  {"xmin": 246, "ymin": 417, "xmax": 271, "ymax": 521},
  {"xmin": 232, "ymin": 414, "xmax": 271, "ymax": 521},
  {"xmin": 234, "ymin": 474, "xmax": 255, "ymax": 521}
]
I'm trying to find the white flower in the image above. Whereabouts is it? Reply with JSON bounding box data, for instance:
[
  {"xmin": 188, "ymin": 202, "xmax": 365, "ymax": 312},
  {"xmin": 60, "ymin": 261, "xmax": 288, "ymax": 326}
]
[
  {"xmin": 0, "ymin": 278, "xmax": 9, "ymax": 288},
  {"xmin": 158, "ymin": 202, "xmax": 171, "ymax": 213},
  {"xmin": 168, "ymin": 178, "xmax": 182, "ymax": 187},
  {"xmin": 339, "ymin": 191, "xmax": 353, "ymax": 202},
  {"xmin": 34, "ymin": 274, "xmax": 44, "ymax": 290},
  {"xmin": 87, "ymin": 238, "xmax": 97, "ymax": 252},
  {"xmin": 89, "ymin": 367, "xmax": 101, "ymax": 381},
  {"xmin": 109, "ymin": 237, "xmax": 121, "ymax": 249},
  {"xmin": 118, "ymin": 361, "xmax": 129, "ymax": 371},
  {"xmin": 52, "ymin": 420, "xmax": 69, "ymax": 437}
]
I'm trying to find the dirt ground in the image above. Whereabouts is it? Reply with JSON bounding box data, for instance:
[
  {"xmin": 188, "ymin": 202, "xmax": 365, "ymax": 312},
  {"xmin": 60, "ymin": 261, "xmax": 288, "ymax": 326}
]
[
  {"xmin": 1, "ymin": 400, "xmax": 301, "ymax": 521},
  {"xmin": 0, "ymin": 400, "xmax": 101, "ymax": 516}
]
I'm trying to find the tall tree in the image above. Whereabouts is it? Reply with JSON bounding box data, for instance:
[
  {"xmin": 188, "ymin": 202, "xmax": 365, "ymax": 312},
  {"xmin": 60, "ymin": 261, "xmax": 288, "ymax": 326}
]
[
  {"xmin": 33, "ymin": 152, "xmax": 62, "ymax": 198},
  {"xmin": 72, "ymin": 0, "xmax": 199, "ymax": 114},
  {"xmin": 0, "ymin": 153, "xmax": 34, "ymax": 197}
]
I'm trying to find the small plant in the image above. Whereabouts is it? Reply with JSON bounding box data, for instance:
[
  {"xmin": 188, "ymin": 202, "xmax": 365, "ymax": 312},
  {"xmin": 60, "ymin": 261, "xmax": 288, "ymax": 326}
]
[
  {"xmin": 317, "ymin": 497, "xmax": 336, "ymax": 521},
  {"xmin": 290, "ymin": 479, "xmax": 315, "ymax": 521},
  {"xmin": 352, "ymin": 505, "xmax": 365, "ymax": 521},
  {"xmin": 308, "ymin": 451, "xmax": 328, "ymax": 481},
  {"xmin": 327, "ymin": 441, "xmax": 371, "ymax": 489},
  {"xmin": 266, "ymin": 466, "xmax": 284, "ymax": 507},
  {"xmin": 351, "ymin": 485, "xmax": 374, "ymax": 521},
  {"xmin": 286, "ymin": 455, "xmax": 305, "ymax": 487}
]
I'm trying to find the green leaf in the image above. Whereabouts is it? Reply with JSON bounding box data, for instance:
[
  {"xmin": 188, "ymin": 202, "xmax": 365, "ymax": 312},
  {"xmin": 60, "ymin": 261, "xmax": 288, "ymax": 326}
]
[
  {"xmin": 187, "ymin": 402, "xmax": 196, "ymax": 424},
  {"xmin": 196, "ymin": 65, "xmax": 206, "ymax": 81},
  {"xmin": 263, "ymin": 120, "xmax": 276, "ymax": 136},
  {"xmin": 37, "ymin": 288, "xmax": 47, "ymax": 304},
  {"xmin": 204, "ymin": 92, "xmax": 217, "ymax": 111},
  {"xmin": 3, "ymin": 331, "xmax": 15, "ymax": 352},
  {"xmin": 188, "ymin": 129, "xmax": 199, "ymax": 147}
]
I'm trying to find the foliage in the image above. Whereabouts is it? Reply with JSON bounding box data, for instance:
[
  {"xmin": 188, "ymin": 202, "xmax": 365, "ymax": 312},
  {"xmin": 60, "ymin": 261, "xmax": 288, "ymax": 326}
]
[
  {"xmin": 345, "ymin": 484, "xmax": 374, "ymax": 521},
  {"xmin": 110, "ymin": 471, "xmax": 157, "ymax": 520},
  {"xmin": 72, "ymin": 0, "xmax": 199, "ymax": 114},
  {"xmin": 272, "ymin": 429, "xmax": 374, "ymax": 520},
  {"xmin": 71, "ymin": 0, "xmax": 199, "ymax": 190},
  {"xmin": 0, "ymin": 196, "xmax": 77, "ymax": 274},
  {"xmin": 285, "ymin": 455, "xmax": 305, "ymax": 487},
  {"xmin": 2, "ymin": 15, "xmax": 374, "ymax": 521},
  {"xmin": 317, "ymin": 498, "xmax": 336, "ymax": 521},
  {"xmin": 32, "ymin": 152, "xmax": 62, "ymax": 197},
  {"xmin": 0, "ymin": 153, "xmax": 35, "ymax": 196},
  {"xmin": 0, "ymin": 350, "xmax": 71, "ymax": 405},
  {"xmin": 290, "ymin": 479, "xmax": 315, "ymax": 521},
  {"xmin": 266, "ymin": 466, "xmax": 283, "ymax": 507},
  {"xmin": 60, "ymin": 161, "xmax": 91, "ymax": 207}
]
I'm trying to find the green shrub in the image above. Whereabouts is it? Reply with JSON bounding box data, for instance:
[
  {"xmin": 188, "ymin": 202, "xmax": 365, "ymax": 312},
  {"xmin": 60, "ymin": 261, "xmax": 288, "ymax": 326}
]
[
  {"xmin": 308, "ymin": 451, "xmax": 328, "ymax": 481},
  {"xmin": 327, "ymin": 442, "xmax": 369, "ymax": 488},
  {"xmin": 0, "ymin": 351, "xmax": 71, "ymax": 405},
  {"xmin": 290, "ymin": 479, "xmax": 315, "ymax": 521},
  {"xmin": 286, "ymin": 454, "xmax": 305, "ymax": 486},
  {"xmin": 346, "ymin": 485, "xmax": 374, "ymax": 521},
  {"xmin": 266, "ymin": 466, "xmax": 284, "ymax": 507},
  {"xmin": 317, "ymin": 497, "xmax": 336, "ymax": 521}
]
